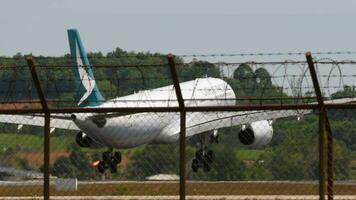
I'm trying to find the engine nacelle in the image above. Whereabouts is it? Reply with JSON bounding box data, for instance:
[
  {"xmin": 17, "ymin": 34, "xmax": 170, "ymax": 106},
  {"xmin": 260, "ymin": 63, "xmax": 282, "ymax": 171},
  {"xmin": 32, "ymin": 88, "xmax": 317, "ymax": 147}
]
[
  {"xmin": 75, "ymin": 132, "xmax": 104, "ymax": 148},
  {"xmin": 238, "ymin": 120, "xmax": 273, "ymax": 148}
]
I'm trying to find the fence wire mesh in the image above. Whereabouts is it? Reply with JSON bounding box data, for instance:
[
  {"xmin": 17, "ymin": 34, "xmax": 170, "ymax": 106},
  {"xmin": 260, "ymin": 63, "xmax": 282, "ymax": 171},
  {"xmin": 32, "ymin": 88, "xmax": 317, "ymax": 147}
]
[
  {"xmin": 0, "ymin": 52, "xmax": 355, "ymax": 199},
  {"xmin": 327, "ymin": 109, "xmax": 356, "ymax": 195}
]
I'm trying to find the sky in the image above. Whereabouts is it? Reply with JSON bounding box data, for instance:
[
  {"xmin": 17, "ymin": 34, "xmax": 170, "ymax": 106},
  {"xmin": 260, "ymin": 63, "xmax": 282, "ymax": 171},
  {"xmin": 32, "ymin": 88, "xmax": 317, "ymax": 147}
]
[{"xmin": 1, "ymin": 0, "xmax": 356, "ymax": 57}]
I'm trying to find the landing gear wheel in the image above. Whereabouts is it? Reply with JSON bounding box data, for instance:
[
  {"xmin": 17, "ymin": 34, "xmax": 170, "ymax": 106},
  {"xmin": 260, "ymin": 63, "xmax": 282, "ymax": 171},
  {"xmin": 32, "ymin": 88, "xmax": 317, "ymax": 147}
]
[
  {"xmin": 206, "ymin": 150, "xmax": 214, "ymax": 163},
  {"xmin": 109, "ymin": 163, "xmax": 118, "ymax": 173},
  {"xmin": 99, "ymin": 150, "xmax": 121, "ymax": 174},
  {"xmin": 192, "ymin": 148, "xmax": 214, "ymax": 173},
  {"xmin": 97, "ymin": 161, "xmax": 106, "ymax": 174},
  {"xmin": 195, "ymin": 150, "xmax": 204, "ymax": 161},
  {"xmin": 192, "ymin": 159, "xmax": 199, "ymax": 172},
  {"xmin": 102, "ymin": 151, "xmax": 112, "ymax": 164},
  {"xmin": 112, "ymin": 152, "xmax": 122, "ymax": 164}
]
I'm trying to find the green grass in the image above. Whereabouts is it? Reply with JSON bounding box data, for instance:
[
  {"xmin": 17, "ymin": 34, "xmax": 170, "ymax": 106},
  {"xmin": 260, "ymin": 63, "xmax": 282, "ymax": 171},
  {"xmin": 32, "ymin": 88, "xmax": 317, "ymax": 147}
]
[
  {"xmin": 235, "ymin": 149, "xmax": 265, "ymax": 161},
  {"xmin": 0, "ymin": 133, "xmax": 73, "ymax": 152},
  {"xmin": 0, "ymin": 132, "xmax": 143, "ymax": 161}
]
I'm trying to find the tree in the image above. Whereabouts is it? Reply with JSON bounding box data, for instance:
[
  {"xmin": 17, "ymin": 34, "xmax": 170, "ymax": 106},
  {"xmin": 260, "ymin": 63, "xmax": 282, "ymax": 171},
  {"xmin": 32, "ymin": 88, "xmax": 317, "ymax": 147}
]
[
  {"xmin": 329, "ymin": 85, "xmax": 356, "ymax": 120},
  {"xmin": 51, "ymin": 144, "xmax": 99, "ymax": 179},
  {"xmin": 255, "ymin": 68, "xmax": 272, "ymax": 86},
  {"xmin": 179, "ymin": 61, "xmax": 221, "ymax": 82},
  {"xmin": 51, "ymin": 156, "xmax": 78, "ymax": 178},
  {"xmin": 245, "ymin": 161, "xmax": 273, "ymax": 180},
  {"xmin": 233, "ymin": 64, "xmax": 254, "ymax": 81},
  {"xmin": 261, "ymin": 115, "xmax": 353, "ymax": 180},
  {"xmin": 331, "ymin": 85, "xmax": 356, "ymax": 99},
  {"xmin": 124, "ymin": 144, "xmax": 180, "ymax": 180},
  {"xmin": 211, "ymin": 145, "xmax": 246, "ymax": 180}
]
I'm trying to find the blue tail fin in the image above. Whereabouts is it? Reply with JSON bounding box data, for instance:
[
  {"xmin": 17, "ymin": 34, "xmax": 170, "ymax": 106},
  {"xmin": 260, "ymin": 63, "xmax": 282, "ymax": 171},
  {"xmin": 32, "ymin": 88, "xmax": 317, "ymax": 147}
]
[{"xmin": 67, "ymin": 29, "xmax": 105, "ymax": 107}]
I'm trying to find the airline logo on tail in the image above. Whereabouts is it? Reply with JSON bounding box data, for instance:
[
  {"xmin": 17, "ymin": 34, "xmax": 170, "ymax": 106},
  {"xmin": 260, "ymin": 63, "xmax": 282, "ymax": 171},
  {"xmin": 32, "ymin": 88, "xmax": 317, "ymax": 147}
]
[
  {"xmin": 67, "ymin": 29, "xmax": 105, "ymax": 107},
  {"xmin": 75, "ymin": 46, "xmax": 96, "ymax": 106}
]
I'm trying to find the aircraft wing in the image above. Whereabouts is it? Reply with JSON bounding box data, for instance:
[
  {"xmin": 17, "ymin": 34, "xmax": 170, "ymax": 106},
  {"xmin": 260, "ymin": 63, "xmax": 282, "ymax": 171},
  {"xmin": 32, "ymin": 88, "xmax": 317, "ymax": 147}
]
[
  {"xmin": 162, "ymin": 97, "xmax": 356, "ymax": 138},
  {"xmin": 0, "ymin": 98, "xmax": 355, "ymax": 134},
  {"xmin": 0, "ymin": 114, "xmax": 79, "ymax": 131},
  {"xmin": 161, "ymin": 109, "xmax": 311, "ymax": 138}
]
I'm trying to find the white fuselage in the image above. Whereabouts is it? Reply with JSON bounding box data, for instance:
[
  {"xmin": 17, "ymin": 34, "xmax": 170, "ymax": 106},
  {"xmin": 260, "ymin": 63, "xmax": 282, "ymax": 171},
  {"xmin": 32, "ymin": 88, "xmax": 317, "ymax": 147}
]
[{"xmin": 73, "ymin": 77, "xmax": 236, "ymax": 149}]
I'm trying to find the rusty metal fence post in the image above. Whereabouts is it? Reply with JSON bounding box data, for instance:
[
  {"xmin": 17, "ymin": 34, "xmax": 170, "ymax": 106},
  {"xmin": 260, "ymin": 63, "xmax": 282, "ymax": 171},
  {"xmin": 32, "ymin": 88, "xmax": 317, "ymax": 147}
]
[
  {"xmin": 325, "ymin": 112, "xmax": 334, "ymax": 199},
  {"xmin": 306, "ymin": 52, "xmax": 333, "ymax": 200},
  {"xmin": 26, "ymin": 56, "xmax": 51, "ymax": 200},
  {"xmin": 167, "ymin": 54, "xmax": 186, "ymax": 200}
]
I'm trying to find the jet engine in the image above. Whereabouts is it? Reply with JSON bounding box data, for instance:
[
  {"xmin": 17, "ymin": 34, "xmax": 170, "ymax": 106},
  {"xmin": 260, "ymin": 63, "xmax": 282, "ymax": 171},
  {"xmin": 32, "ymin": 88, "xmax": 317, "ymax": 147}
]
[
  {"xmin": 238, "ymin": 120, "xmax": 273, "ymax": 148},
  {"xmin": 75, "ymin": 132, "xmax": 104, "ymax": 148}
]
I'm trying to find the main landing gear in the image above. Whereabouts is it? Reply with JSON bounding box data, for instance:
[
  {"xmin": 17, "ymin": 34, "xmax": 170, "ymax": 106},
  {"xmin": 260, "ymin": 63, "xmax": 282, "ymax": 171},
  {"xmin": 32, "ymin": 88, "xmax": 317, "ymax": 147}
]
[
  {"xmin": 191, "ymin": 131, "xmax": 218, "ymax": 172},
  {"xmin": 97, "ymin": 149, "xmax": 121, "ymax": 174},
  {"xmin": 191, "ymin": 148, "xmax": 214, "ymax": 172}
]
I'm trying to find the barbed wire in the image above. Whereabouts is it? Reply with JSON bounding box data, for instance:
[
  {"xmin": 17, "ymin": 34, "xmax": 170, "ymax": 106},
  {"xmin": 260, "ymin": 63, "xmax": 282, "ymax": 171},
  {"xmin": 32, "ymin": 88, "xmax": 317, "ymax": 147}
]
[
  {"xmin": 4, "ymin": 74, "xmax": 356, "ymax": 83},
  {"xmin": 1, "ymin": 56, "xmax": 356, "ymax": 101},
  {"xmin": 1, "ymin": 50, "xmax": 356, "ymax": 61},
  {"xmin": 178, "ymin": 51, "xmax": 356, "ymax": 58},
  {"xmin": 3, "ymin": 60, "xmax": 356, "ymax": 68}
]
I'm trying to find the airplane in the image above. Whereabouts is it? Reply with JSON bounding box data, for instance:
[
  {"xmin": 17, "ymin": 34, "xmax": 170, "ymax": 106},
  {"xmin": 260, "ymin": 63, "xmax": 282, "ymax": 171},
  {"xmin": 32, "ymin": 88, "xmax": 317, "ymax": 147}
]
[{"xmin": 0, "ymin": 29, "xmax": 354, "ymax": 174}]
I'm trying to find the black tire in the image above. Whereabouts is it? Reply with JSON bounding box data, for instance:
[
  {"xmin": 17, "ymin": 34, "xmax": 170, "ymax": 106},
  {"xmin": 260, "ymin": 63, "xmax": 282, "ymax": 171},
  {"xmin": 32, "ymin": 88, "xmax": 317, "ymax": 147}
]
[
  {"xmin": 206, "ymin": 150, "xmax": 214, "ymax": 163},
  {"xmin": 112, "ymin": 152, "xmax": 122, "ymax": 164},
  {"xmin": 195, "ymin": 150, "xmax": 204, "ymax": 162},
  {"xmin": 102, "ymin": 151, "xmax": 112, "ymax": 164},
  {"xmin": 109, "ymin": 163, "xmax": 118, "ymax": 173},
  {"xmin": 97, "ymin": 161, "xmax": 106, "ymax": 173},
  {"xmin": 192, "ymin": 159, "xmax": 199, "ymax": 172}
]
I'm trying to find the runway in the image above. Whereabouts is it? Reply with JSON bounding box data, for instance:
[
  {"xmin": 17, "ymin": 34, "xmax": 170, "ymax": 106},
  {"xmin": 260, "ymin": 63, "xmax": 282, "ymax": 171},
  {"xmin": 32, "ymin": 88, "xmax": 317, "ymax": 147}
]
[
  {"xmin": 0, "ymin": 179, "xmax": 356, "ymax": 186},
  {"xmin": 1, "ymin": 180, "xmax": 356, "ymax": 186},
  {"xmin": 1, "ymin": 181, "xmax": 356, "ymax": 197},
  {"xmin": 1, "ymin": 196, "xmax": 356, "ymax": 200}
]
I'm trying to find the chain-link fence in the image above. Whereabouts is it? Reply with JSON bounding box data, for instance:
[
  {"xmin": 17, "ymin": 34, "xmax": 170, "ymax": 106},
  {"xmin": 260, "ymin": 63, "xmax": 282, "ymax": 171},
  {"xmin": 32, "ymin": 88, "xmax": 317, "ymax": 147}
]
[{"xmin": 0, "ymin": 52, "xmax": 355, "ymax": 200}]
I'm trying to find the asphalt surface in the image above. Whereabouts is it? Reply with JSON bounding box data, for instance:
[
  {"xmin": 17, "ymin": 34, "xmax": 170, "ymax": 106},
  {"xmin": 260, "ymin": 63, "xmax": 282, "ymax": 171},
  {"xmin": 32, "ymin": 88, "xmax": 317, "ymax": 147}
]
[
  {"xmin": 0, "ymin": 195, "xmax": 356, "ymax": 200},
  {"xmin": 1, "ymin": 180, "xmax": 356, "ymax": 186},
  {"xmin": 1, "ymin": 181, "xmax": 356, "ymax": 199},
  {"xmin": 0, "ymin": 167, "xmax": 43, "ymax": 179}
]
